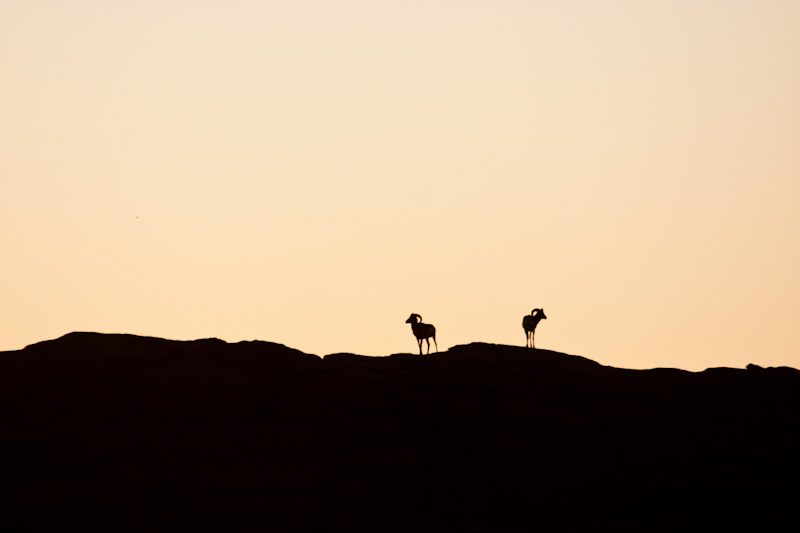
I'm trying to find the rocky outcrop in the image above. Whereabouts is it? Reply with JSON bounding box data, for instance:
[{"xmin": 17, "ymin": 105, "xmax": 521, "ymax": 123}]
[{"xmin": 1, "ymin": 333, "xmax": 798, "ymax": 531}]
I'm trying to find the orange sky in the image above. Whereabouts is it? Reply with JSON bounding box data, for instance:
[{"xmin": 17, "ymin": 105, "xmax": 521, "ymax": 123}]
[{"xmin": 2, "ymin": 0, "xmax": 799, "ymax": 370}]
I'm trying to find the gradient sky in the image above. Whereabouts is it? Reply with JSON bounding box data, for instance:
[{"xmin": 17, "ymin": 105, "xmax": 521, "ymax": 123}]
[{"xmin": 2, "ymin": 0, "xmax": 798, "ymax": 370}]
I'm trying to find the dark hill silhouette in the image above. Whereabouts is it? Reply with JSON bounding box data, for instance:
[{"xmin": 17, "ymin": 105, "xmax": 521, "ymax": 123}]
[{"xmin": 1, "ymin": 332, "xmax": 799, "ymax": 531}]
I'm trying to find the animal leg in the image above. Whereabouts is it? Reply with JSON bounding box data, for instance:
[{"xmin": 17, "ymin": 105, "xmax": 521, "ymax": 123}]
[
  {"xmin": 425, "ymin": 338, "xmax": 431, "ymax": 354},
  {"xmin": 433, "ymin": 335, "xmax": 438, "ymax": 353}
]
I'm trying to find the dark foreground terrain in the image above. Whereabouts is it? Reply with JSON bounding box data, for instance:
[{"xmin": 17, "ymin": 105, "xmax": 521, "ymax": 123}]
[{"xmin": 1, "ymin": 333, "xmax": 799, "ymax": 531}]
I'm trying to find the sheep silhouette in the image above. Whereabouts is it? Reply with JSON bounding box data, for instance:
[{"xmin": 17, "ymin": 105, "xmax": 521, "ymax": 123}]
[
  {"xmin": 405, "ymin": 313, "xmax": 438, "ymax": 355},
  {"xmin": 522, "ymin": 308, "xmax": 547, "ymax": 348}
]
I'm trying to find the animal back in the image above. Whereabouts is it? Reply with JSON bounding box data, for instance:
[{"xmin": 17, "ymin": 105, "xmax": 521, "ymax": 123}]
[{"xmin": 412, "ymin": 322, "xmax": 434, "ymax": 339}]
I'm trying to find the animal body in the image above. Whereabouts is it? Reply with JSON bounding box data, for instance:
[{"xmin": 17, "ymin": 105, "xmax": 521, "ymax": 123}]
[
  {"xmin": 405, "ymin": 313, "xmax": 438, "ymax": 355},
  {"xmin": 522, "ymin": 308, "xmax": 547, "ymax": 348}
]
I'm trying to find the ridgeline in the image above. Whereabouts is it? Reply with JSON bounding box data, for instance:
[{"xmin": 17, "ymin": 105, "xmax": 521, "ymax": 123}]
[{"xmin": 1, "ymin": 332, "xmax": 798, "ymax": 531}]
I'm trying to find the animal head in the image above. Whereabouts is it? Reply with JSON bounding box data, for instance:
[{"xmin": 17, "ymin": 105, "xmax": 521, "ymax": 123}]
[
  {"xmin": 405, "ymin": 313, "xmax": 422, "ymax": 324},
  {"xmin": 531, "ymin": 308, "xmax": 547, "ymax": 320}
]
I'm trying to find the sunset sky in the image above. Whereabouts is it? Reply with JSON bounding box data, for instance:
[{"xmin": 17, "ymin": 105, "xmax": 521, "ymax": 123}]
[{"xmin": 2, "ymin": 0, "xmax": 798, "ymax": 371}]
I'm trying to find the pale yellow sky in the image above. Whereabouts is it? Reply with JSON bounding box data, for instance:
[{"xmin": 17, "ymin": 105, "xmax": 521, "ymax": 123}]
[{"xmin": 2, "ymin": 0, "xmax": 799, "ymax": 370}]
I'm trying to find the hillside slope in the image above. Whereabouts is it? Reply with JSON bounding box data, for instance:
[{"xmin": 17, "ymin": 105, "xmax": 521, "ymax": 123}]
[{"xmin": 1, "ymin": 332, "xmax": 798, "ymax": 531}]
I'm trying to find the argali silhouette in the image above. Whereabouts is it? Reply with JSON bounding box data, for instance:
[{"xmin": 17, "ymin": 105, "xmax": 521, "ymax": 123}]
[
  {"xmin": 522, "ymin": 308, "xmax": 547, "ymax": 348},
  {"xmin": 405, "ymin": 314, "xmax": 438, "ymax": 355}
]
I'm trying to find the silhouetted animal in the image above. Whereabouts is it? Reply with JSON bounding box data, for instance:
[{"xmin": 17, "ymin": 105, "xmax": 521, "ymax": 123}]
[
  {"xmin": 523, "ymin": 309, "xmax": 547, "ymax": 348},
  {"xmin": 405, "ymin": 313, "xmax": 438, "ymax": 355}
]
